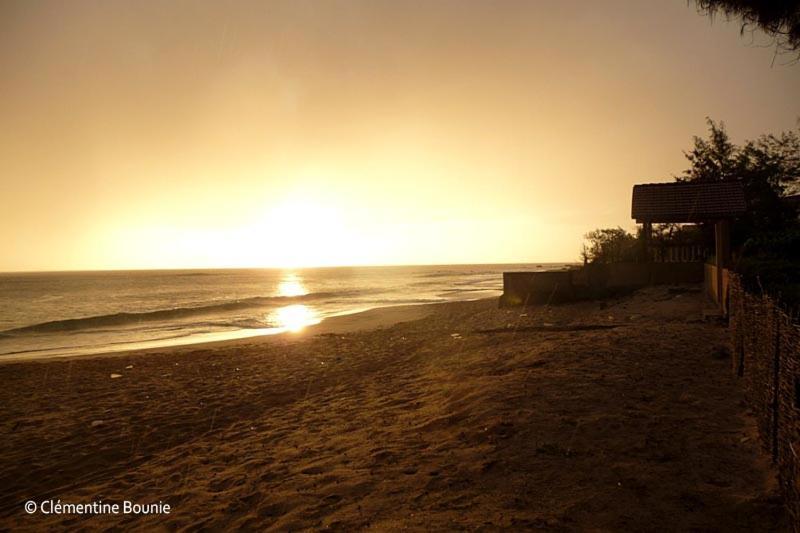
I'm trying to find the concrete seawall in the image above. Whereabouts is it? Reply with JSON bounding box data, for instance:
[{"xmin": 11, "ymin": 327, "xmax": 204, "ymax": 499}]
[{"xmin": 500, "ymin": 262, "xmax": 704, "ymax": 306}]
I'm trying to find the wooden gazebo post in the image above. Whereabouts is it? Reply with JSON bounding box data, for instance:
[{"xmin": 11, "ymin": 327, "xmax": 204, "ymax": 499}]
[
  {"xmin": 714, "ymin": 219, "xmax": 731, "ymax": 309},
  {"xmin": 641, "ymin": 222, "xmax": 652, "ymax": 262}
]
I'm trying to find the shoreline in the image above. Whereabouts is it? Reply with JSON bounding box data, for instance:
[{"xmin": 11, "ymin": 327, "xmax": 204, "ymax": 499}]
[{"xmin": 0, "ymin": 300, "xmax": 452, "ymax": 364}]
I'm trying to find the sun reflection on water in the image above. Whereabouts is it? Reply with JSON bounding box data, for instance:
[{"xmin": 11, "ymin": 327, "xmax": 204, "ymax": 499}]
[
  {"xmin": 277, "ymin": 274, "xmax": 308, "ymax": 297},
  {"xmin": 272, "ymin": 304, "xmax": 320, "ymax": 333}
]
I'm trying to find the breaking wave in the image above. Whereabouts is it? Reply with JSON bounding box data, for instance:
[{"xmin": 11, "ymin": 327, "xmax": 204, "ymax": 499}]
[{"xmin": 1, "ymin": 291, "xmax": 354, "ymax": 336}]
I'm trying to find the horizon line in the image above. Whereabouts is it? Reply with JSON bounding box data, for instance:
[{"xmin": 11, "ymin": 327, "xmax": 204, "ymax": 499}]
[{"xmin": 0, "ymin": 260, "xmax": 580, "ymax": 275}]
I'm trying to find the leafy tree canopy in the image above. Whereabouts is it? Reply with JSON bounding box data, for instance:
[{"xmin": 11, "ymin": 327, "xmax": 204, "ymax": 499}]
[
  {"xmin": 582, "ymin": 227, "xmax": 639, "ymax": 264},
  {"xmin": 679, "ymin": 118, "xmax": 800, "ymax": 308},
  {"xmin": 693, "ymin": 0, "xmax": 800, "ymax": 56},
  {"xmin": 678, "ymin": 118, "xmax": 800, "ymax": 233}
]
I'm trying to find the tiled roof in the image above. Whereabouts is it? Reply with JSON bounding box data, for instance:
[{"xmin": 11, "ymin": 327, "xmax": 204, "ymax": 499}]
[{"xmin": 631, "ymin": 180, "xmax": 747, "ymax": 223}]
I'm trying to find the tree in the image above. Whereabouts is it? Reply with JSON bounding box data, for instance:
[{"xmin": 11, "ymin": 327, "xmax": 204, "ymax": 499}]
[
  {"xmin": 678, "ymin": 118, "xmax": 800, "ymax": 236},
  {"xmin": 679, "ymin": 119, "xmax": 800, "ymax": 308},
  {"xmin": 692, "ymin": 0, "xmax": 800, "ymax": 57},
  {"xmin": 677, "ymin": 119, "xmax": 738, "ymax": 182},
  {"xmin": 582, "ymin": 227, "xmax": 639, "ymax": 264}
]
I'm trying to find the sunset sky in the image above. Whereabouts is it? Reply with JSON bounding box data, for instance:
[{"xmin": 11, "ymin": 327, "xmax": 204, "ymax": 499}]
[{"xmin": 2, "ymin": 1, "xmax": 799, "ymax": 271}]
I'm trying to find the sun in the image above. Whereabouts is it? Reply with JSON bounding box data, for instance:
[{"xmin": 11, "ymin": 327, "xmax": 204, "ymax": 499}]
[{"xmin": 255, "ymin": 196, "xmax": 362, "ymax": 268}]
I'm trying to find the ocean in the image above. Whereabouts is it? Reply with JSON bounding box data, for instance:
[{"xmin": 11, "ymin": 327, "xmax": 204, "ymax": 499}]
[{"xmin": 0, "ymin": 264, "xmax": 571, "ymax": 360}]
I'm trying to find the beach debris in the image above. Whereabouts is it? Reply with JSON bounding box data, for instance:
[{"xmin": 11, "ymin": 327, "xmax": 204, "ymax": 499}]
[
  {"xmin": 450, "ymin": 333, "xmax": 462, "ymax": 339},
  {"xmin": 90, "ymin": 420, "xmax": 105, "ymax": 428},
  {"xmin": 110, "ymin": 373, "xmax": 122, "ymax": 379},
  {"xmin": 125, "ymin": 365, "xmax": 133, "ymax": 369}
]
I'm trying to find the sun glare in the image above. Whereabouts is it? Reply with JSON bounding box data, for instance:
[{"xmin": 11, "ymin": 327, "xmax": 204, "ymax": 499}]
[
  {"xmin": 253, "ymin": 196, "xmax": 363, "ymax": 268},
  {"xmin": 272, "ymin": 304, "xmax": 320, "ymax": 333},
  {"xmin": 277, "ymin": 275, "xmax": 308, "ymax": 297}
]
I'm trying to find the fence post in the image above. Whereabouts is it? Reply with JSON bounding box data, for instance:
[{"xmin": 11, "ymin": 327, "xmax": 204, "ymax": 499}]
[{"xmin": 773, "ymin": 304, "xmax": 782, "ymax": 462}]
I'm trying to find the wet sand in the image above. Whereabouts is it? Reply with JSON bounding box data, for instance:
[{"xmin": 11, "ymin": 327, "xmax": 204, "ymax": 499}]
[{"xmin": 0, "ymin": 286, "xmax": 788, "ymax": 530}]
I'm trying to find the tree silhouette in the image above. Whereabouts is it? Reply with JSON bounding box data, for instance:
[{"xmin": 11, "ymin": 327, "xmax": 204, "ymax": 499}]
[
  {"xmin": 678, "ymin": 117, "xmax": 800, "ymax": 240},
  {"xmin": 692, "ymin": 0, "xmax": 800, "ymax": 57},
  {"xmin": 582, "ymin": 227, "xmax": 640, "ymax": 264}
]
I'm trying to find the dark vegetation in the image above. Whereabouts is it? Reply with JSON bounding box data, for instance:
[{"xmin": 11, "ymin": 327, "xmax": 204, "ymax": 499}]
[
  {"xmin": 682, "ymin": 119, "xmax": 800, "ymax": 310},
  {"xmin": 583, "ymin": 119, "xmax": 800, "ymax": 309},
  {"xmin": 580, "ymin": 227, "xmax": 640, "ymax": 264},
  {"xmin": 737, "ymin": 229, "xmax": 800, "ymax": 310},
  {"xmin": 581, "ymin": 224, "xmax": 707, "ymax": 265},
  {"xmin": 692, "ymin": 0, "xmax": 800, "ymax": 58}
]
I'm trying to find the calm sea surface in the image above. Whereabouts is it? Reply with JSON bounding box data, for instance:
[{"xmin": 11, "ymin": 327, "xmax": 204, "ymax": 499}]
[{"xmin": 0, "ymin": 264, "xmax": 571, "ymax": 359}]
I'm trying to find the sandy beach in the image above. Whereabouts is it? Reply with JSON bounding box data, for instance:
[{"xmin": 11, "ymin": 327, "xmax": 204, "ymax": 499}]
[{"xmin": 0, "ymin": 286, "xmax": 788, "ymax": 530}]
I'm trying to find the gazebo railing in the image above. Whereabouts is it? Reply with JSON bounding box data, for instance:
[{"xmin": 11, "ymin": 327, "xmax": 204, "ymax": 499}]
[{"xmin": 648, "ymin": 244, "xmax": 710, "ymax": 263}]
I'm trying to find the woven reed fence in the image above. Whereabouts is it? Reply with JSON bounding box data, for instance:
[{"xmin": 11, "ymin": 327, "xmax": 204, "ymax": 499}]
[{"xmin": 729, "ymin": 273, "xmax": 800, "ymax": 525}]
